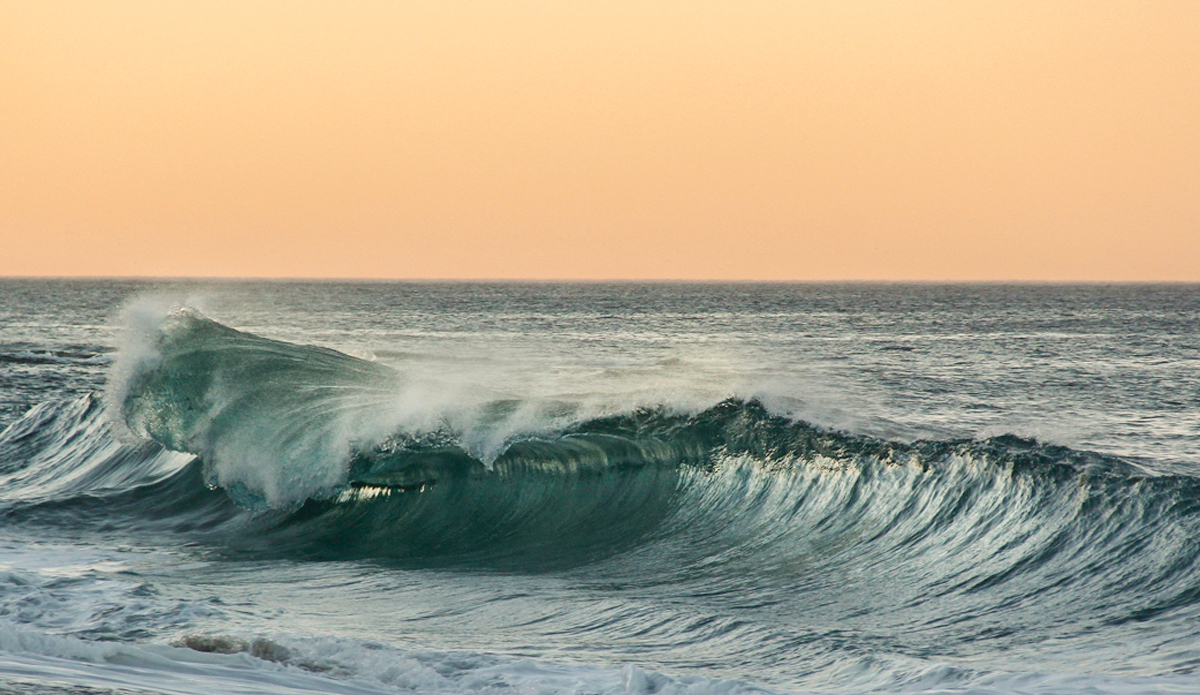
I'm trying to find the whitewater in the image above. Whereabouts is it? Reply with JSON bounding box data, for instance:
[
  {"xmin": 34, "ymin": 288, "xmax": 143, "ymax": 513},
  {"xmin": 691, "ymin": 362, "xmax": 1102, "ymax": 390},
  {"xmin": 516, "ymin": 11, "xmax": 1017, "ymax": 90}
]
[{"xmin": 2, "ymin": 280, "xmax": 1200, "ymax": 695}]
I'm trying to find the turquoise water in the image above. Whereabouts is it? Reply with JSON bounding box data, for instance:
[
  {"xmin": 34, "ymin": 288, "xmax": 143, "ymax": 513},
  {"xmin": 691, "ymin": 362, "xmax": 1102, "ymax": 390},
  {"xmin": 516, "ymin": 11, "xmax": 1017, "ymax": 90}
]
[{"xmin": 2, "ymin": 280, "xmax": 1199, "ymax": 694}]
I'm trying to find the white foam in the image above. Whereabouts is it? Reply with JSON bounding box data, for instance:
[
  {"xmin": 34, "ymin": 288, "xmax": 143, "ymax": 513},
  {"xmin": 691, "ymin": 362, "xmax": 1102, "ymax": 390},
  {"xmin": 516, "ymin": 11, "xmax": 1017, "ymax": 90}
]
[
  {"xmin": 6, "ymin": 623, "xmax": 1199, "ymax": 695},
  {"xmin": 104, "ymin": 297, "xmax": 189, "ymax": 443},
  {"xmin": 0, "ymin": 625, "xmax": 776, "ymax": 695}
]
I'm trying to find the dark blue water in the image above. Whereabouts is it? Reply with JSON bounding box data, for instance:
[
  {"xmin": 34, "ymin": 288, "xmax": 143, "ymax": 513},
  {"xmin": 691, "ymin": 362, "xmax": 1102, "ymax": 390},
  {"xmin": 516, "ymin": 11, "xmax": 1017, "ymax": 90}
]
[{"xmin": 2, "ymin": 280, "xmax": 1200, "ymax": 695}]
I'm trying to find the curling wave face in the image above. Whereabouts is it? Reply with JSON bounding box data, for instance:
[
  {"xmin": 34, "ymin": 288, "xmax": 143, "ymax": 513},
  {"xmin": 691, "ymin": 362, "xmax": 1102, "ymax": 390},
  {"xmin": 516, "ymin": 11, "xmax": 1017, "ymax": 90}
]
[{"xmin": 112, "ymin": 308, "xmax": 405, "ymax": 507}]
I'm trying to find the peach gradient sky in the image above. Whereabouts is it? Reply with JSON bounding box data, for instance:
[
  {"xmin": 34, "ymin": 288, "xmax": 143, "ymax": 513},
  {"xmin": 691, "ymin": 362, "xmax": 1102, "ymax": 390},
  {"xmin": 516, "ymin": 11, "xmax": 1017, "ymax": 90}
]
[{"xmin": 2, "ymin": 1, "xmax": 1198, "ymax": 280}]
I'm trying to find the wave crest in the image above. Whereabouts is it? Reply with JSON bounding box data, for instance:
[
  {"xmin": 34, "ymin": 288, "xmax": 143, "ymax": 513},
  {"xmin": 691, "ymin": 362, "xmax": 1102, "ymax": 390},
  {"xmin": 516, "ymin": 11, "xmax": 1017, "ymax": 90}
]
[{"xmin": 111, "ymin": 307, "xmax": 403, "ymax": 507}]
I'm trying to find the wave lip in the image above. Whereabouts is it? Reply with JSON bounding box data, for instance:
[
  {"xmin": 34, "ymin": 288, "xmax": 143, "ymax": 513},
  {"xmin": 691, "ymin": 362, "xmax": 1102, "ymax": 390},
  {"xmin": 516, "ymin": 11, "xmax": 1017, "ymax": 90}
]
[
  {"xmin": 109, "ymin": 307, "xmax": 718, "ymax": 511},
  {"xmin": 112, "ymin": 308, "xmax": 403, "ymax": 508}
]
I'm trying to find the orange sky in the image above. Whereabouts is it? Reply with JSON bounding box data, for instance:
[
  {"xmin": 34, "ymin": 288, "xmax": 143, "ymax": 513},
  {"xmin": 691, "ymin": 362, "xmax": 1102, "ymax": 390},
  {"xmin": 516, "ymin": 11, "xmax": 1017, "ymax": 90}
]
[{"xmin": 2, "ymin": 1, "xmax": 1198, "ymax": 280}]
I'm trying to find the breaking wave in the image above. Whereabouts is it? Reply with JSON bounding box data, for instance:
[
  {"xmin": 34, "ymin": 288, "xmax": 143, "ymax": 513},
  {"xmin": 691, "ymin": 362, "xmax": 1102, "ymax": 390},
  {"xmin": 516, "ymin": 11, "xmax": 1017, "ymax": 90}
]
[{"xmin": 0, "ymin": 310, "xmax": 1196, "ymax": 596}]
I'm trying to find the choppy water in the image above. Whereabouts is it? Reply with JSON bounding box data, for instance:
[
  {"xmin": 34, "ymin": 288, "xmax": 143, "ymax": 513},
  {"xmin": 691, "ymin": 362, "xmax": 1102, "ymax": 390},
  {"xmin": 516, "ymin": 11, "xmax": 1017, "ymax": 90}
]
[{"xmin": 2, "ymin": 280, "xmax": 1200, "ymax": 695}]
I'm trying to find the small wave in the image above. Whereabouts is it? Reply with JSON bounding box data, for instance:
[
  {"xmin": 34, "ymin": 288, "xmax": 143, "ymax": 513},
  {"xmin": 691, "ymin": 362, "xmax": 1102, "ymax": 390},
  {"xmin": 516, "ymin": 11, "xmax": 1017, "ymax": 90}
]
[
  {"xmin": 0, "ymin": 393, "xmax": 237, "ymax": 541},
  {"xmin": 0, "ymin": 345, "xmax": 114, "ymax": 366},
  {"xmin": 0, "ymin": 394, "xmax": 191, "ymax": 503}
]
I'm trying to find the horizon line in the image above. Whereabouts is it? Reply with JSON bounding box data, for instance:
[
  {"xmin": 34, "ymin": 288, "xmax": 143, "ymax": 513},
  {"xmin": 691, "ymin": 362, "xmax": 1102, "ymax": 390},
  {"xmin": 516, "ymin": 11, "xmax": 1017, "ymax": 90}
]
[{"xmin": 3, "ymin": 275, "xmax": 1198, "ymax": 286}]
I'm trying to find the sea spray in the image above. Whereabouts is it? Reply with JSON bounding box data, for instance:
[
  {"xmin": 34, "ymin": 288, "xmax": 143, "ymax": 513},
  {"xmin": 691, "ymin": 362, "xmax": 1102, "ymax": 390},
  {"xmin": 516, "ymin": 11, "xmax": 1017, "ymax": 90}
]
[{"xmin": 112, "ymin": 308, "xmax": 403, "ymax": 507}]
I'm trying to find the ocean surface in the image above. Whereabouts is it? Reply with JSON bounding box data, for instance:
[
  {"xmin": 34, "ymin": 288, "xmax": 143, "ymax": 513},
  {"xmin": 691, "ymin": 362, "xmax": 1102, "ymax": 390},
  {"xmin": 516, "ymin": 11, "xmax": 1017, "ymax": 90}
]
[{"xmin": 2, "ymin": 280, "xmax": 1200, "ymax": 695}]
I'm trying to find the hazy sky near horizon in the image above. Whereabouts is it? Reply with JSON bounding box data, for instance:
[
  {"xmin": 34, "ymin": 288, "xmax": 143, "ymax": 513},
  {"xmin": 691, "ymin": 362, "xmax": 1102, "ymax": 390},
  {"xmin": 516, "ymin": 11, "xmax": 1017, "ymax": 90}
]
[{"xmin": 3, "ymin": 1, "xmax": 1198, "ymax": 280}]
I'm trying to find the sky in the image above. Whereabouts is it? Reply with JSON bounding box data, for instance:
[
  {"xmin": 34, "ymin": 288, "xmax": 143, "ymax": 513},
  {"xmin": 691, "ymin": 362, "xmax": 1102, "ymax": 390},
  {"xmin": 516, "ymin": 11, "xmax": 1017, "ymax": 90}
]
[{"xmin": 2, "ymin": 1, "xmax": 1198, "ymax": 281}]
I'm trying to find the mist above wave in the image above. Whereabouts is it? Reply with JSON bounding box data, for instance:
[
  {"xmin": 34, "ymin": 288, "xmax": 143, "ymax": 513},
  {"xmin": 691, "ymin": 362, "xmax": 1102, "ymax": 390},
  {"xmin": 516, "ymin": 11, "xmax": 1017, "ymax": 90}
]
[{"xmin": 106, "ymin": 304, "xmax": 755, "ymax": 507}]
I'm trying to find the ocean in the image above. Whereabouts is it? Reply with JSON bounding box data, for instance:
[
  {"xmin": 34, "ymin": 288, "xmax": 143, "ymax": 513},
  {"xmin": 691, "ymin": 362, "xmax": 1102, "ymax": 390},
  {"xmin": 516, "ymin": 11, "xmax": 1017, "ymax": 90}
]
[{"xmin": 2, "ymin": 279, "xmax": 1199, "ymax": 695}]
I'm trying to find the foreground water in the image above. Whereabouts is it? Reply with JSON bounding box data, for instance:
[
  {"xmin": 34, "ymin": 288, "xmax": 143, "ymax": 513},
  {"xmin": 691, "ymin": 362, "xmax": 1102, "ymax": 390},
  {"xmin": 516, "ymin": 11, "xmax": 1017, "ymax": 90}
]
[{"xmin": 2, "ymin": 280, "xmax": 1199, "ymax": 695}]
